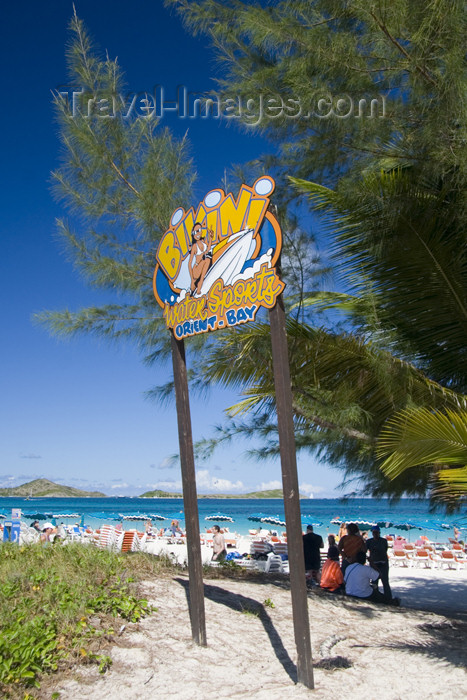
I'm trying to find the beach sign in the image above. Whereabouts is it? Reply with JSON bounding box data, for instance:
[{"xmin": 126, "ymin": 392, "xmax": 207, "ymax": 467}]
[{"xmin": 153, "ymin": 176, "xmax": 284, "ymax": 340}]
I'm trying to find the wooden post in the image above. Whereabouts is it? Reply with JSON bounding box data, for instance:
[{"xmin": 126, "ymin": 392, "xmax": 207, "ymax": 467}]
[
  {"xmin": 269, "ymin": 295, "xmax": 314, "ymax": 689},
  {"xmin": 171, "ymin": 332, "xmax": 207, "ymax": 646}
]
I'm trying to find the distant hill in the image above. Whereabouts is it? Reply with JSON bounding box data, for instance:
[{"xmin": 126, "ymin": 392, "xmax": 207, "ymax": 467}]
[
  {"xmin": 0, "ymin": 479, "xmax": 106, "ymax": 498},
  {"xmin": 139, "ymin": 489, "xmax": 181, "ymax": 498},
  {"xmin": 140, "ymin": 488, "xmax": 308, "ymax": 499}
]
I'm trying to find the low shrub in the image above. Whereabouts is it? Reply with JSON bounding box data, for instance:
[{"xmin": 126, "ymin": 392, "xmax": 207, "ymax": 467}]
[{"xmin": 0, "ymin": 543, "xmax": 155, "ymax": 698}]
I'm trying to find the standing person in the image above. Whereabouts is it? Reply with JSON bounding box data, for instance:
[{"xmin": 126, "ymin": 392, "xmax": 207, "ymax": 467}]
[
  {"xmin": 303, "ymin": 525, "xmax": 324, "ymax": 584},
  {"xmin": 212, "ymin": 525, "xmax": 226, "ymax": 562},
  {"xmin": 338, "ymin": 523, "xmax": 366, "ymax": 573},
  {"xmin": 366, "ymin": 526, "xmax": 392, "ymax": 600}
]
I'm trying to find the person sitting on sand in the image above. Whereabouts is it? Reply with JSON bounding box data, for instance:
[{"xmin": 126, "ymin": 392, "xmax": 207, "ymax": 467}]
[
  {"xmin": 30, "ymin": 520, "xmax": 41, "ymax": 532},
  {"xmin": 344, "ymin": 551, "xmax": 400, "ymax": 606},
  {"xmin": 338, "ymin": 523, "xmax": 366, "ymax": 573},
  {"xmin": 212, "ymin": 525, "xmax": 227, "ymax": 562},
  {"xmin": 320, "ymin": 546, "xmax": 344, "ymax": 593}
]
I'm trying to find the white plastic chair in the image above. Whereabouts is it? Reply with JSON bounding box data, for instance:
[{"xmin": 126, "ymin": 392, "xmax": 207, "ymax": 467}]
[{"xmin": 264, "ymin": 553, "xmax": 284, "ymax": 574}]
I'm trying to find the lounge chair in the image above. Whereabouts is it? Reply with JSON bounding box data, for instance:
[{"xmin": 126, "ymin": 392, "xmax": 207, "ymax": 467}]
[
  {"xmin": 250, "ymin": 540, "xmax": 273, "ymax": 557},
  {"xmin": 390, "ymin": 549, "xmax": 412, "ymax": 567},
  {"xmin": 412, "ymin": 549, "xmax": 432, "ymax": 568},
  {"xmin": 96, "ymin": 525, "xmax": 120, "ymax": 550},
  {"xmin": 120, "ymin": 530, "xmax": 142, "ymax": 552},
  {"xmin": 264, "ymin": 553, "xmax": 284, "ymax": 574},
  {"xmin": 435, "ymin": 550, "xmax": 460, "ymax": 570},
  {"xmin": 19, "ymin": 524, "xmax": 40, "ymax": 545},
  {"xmin": 273, "ymin": 541, "xmax": 288, "ymax": 558}
]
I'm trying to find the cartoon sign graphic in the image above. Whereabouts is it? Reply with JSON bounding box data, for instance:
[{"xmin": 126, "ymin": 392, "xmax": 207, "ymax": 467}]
[{"xmin": 153, "ymin": 176, "xmax": 284, "ymax": 340}]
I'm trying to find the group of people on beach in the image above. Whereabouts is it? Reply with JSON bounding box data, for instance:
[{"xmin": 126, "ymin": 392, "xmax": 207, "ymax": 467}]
[{"xmin": 303, "ymin": 522, "xmax": 400, "ymax": 606}]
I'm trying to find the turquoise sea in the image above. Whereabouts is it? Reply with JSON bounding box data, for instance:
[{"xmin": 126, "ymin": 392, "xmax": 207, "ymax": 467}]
[{"xmin": 1, "ymin": 497, "xmax": 466, "ymax": 542}]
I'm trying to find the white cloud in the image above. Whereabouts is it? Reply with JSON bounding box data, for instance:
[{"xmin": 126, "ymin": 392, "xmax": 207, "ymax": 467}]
[
  {"xmin": 20, "ymin": 453, "xmax": 42, "ymax": 459},
  {"xmin": 110, "ymin": 482, "xmax": 129, "ymax": 490},
  {"xmin": 196, "ymin": 469, "xmax": 244, "ymax": 493},
  {"xmin": 256, "ymin": 480, "xmax": 282, "ymax": 491},
  {"xmin": 299, "ymin": 482, "xmax": 326, "ymax": 498}
]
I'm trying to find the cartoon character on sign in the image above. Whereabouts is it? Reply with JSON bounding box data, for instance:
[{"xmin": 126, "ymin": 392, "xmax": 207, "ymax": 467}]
[
  {"xmin": 153, "ymin": 176, "xmax": 284, "ymax": 339},
  {"xmin": 189, "ymin": 222, "xmax": 214, "ymax": 296}
]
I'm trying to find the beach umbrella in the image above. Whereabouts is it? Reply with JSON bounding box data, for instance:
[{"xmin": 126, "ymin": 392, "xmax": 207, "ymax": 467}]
[
  {"xmin": 247, "ymin": 512, "xmax": 270, "ymax": 522},
  {"xmin": 205, "ymin": 513, "xmax": 234, "ymax": 522},
  {"xmin": 91, "ymin": 512, "xmax": 121, "ymax": 521},
  {"xmin": 52, "ymin": 513, "xmax": 81, "ymax": 520},
  {"xmin": 330, "ymin": 516, "xmax": 377, "ymax": 528},
  {"xmin": 147, "ymin": 513, "xmax": 166, "ymax": 521},
  {"xmin": 260, "ymin": 515, "xmax": 286, "ymax": 527},
  {"xmin": 22, "ymin": 512, "xmax": 50, "ymax": 520}
]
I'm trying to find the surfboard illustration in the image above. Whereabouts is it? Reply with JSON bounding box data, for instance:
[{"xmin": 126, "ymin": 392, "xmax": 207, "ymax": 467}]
[
  {"xmin": 173, "ymin": 227, "xmax": 256, "ymax": 299},
  {"xmin": 198, "ymin": 227, "xmax": 255, "ymax": 296}
]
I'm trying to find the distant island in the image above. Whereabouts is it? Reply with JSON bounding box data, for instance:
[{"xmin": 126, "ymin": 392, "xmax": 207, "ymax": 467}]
[
  {"xmin": 140, "ymin": 488, "xmax": 309, "ymax": 499},
  {"xmin": 0, "ymin": 479, "xmax": 106, "ymax": 498}
]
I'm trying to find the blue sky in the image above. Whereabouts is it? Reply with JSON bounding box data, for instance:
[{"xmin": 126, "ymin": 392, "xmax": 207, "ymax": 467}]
[{"xmin": 1, "ymin": 1, "xmax": 342, "ymax": 498}]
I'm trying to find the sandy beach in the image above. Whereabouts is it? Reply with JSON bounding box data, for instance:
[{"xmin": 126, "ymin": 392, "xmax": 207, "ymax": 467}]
[{"xmin": 49, "ymin": 542, "xmax": 467, "ymax": 700}]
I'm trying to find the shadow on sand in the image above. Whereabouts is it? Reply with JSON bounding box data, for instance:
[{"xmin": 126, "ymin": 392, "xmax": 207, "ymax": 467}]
[{"xmin": 175, "ymin": 577, "xmax": 298, "ymax": 683}]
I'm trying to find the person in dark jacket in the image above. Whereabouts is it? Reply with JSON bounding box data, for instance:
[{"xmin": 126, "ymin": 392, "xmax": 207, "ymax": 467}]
[
  {"xmin": 366, "ymin": 526, "xmax": 392, "ymax": 600},
  {"xmin": 303, "ymin": 525, "xmax": 324, "ymax": 584}
]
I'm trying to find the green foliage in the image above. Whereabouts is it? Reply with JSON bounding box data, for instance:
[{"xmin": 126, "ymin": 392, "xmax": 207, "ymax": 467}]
[
  {"xmin": 263, "ymin": 598, "xmax": 275, "ymax": 608},
  {"xmin": 164, "ymin": 0, "xmax": 467, "ymax": 507},
  {"xmin": 290, "ymin": 169, "xmax": 467, "ymax": 391},
  {"xmin": 38, "ymin": 6, "xmax": 467, "ymax": 507},
  {"xmin": 0, "ymin": 544, "xmax": 154, "ymax": 697},
  {"xmin": 166, "ymin": 0, "xmax": 467, "ymax": 185},
  {"xmin": 35, "ymin": 10, "xmax": 196, "ymax": 363},
  {"xmin": 378, "ymin": 408, "xmax": 467, "ymax": 507}
]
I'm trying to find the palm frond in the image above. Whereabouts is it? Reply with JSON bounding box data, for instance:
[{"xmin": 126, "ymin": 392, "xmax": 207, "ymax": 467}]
[{"xmin": 378, "ymin": 408, "xmax": 467, "ymax": 482}]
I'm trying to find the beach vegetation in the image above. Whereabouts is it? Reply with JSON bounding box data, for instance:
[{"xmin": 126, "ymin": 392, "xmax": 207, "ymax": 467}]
[
  {"xmin": 0, "ymin": 543, "xmax": 154, "ymax": 698},
  {"xmin": 36, "ymin": 4, "xmax": 467, "ymax": 508},
  {"xmin": 165, "ymin": 0, "xmax": 467, "ymax": 508},
  {"xmin": 34, "ymin": 9, "xmax": 197, "ymax": 363}
]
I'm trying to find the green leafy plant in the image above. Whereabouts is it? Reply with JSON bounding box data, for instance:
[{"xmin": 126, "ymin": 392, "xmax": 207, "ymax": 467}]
[{"xmin": 0, "ymin": 544, "xmax": 154, "ymax": 697}]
